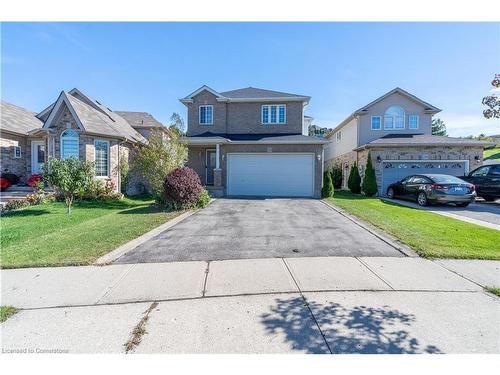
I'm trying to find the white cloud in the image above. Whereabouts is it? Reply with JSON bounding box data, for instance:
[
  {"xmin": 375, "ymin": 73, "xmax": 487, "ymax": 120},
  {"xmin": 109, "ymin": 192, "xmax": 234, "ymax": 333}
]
[{"xmin": 439, "ymin": 112, "xmax": 500, "ymax": 137}]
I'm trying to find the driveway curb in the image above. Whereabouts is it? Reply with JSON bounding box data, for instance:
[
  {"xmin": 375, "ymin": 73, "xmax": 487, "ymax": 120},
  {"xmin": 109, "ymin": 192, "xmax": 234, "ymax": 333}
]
[
  {"xmin": 94, "ymin": 210, "xmax": 197, "ymax": 265},
  {"xmin": 320, "ymin": 200, "xmax": 419, "ymax": 258}
]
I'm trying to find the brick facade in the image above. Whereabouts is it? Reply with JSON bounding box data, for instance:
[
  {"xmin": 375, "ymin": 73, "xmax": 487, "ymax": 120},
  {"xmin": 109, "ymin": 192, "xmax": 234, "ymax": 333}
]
[{"xmin": 0, "ymin": 132, "xmax": 29, "ymax": 181}]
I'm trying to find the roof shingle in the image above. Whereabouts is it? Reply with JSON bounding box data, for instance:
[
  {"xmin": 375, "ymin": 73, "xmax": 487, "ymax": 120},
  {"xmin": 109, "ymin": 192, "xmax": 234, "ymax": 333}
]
[{"xmin": 1, "ymin": 101, "xmax": 43, "ymax": 135}]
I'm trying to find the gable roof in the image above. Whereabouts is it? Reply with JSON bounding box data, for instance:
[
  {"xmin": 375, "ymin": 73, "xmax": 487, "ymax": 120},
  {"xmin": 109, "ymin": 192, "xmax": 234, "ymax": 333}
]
[
  {"xmin": 326, "ymin": 87, "xmax": 442, "ymax": 138},
  {"xmin": 1, "ymin": 101, "xmax": 43, "ymax": 135},
  {"xmin": 180, "ymin": 85, "xmax": 310, "ymax": 104},
  {"xmin": 41, "ymin": 89, "xmax": 146, "ymax": 143},
  {"xmin": 115, "ymin": 111, "xmax": 164, "ymax": 128}
]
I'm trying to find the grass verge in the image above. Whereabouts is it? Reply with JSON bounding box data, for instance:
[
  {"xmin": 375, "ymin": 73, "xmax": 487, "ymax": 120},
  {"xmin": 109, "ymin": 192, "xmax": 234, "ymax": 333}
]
[
  {"xmin": 484, "ymin": 147, "xmax": 500, "ymax": 160},
  {"xmin": 327, "ymin": 191, "xmax": 500, "ymax": 260},
  {"xmin": 1, "ymin": 196, "xmax": 182, "ymax": 268},
  {"xmin": 485, "ymin": 287, "xmax": 500, "ymax": 297},
  {"xmin": 0, "ymin": 306, "xmax": 19, "ymax": 322}
]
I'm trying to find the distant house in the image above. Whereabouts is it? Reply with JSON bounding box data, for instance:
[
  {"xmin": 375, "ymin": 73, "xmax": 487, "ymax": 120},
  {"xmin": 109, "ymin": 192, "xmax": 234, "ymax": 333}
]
[{"xmin": 0, "ymin": 89, "xmax": 167, "ymax": 194}]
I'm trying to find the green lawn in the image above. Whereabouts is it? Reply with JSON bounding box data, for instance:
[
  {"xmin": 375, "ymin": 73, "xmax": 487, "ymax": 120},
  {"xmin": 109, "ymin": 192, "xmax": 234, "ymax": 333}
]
[
  {"xmin": 0, "ymin": 306, "xmax": 19, "ymax": 322},
  {"xmin": 327, "ymin": 191, "xmax": 500, "ymax": 260},
  {"xmin": 484, "ymin": 147, "xmax": 500, "ymax": 160},
  {"xmin": 1, "ymin": 197, "xmax": 181, "ymax": 268},
  {"xmin": 485, "ymin": 287, "xmax": 500, "ymax": 297}
]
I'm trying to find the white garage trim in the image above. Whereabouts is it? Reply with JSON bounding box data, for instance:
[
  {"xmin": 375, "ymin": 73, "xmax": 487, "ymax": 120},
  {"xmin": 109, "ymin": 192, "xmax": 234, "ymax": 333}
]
[
  {"xmin": 226, "ymin": 152, "xmax": 315, "ymax": 197},
  {"xmin": 382, "ymin": 159, "xmax": 470, "ymax": 173}
]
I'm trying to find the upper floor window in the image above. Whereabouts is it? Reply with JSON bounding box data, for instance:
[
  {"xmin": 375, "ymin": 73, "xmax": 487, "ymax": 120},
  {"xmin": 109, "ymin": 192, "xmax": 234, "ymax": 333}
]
[
  {"xmin": 61, "ymin": 129, "xmax": 79, "ymax": 159},
  {"xmin": 336, "ymin": 131, "xmax": 342, "ymax": 142},
  {"xmin": 409, "ymin": 115, "xmax": 419, "ymax": 129},
  {"xmin": 262, "ymin": 104, "xmax": 286, "ymax": 124},
  {"xmin": 94, "ymin": 140, "xmax": 110, "ymax": 177},
  {"xmin": 371, "ymin": 116, "xmax": 381, "ymax": 130},
  {"xmin": 384, "ymin": 106, "xmax": 405, "ymax": 130},
  {"xmin": 199, "ymin": 105, "xmax": 213, "ymax": 125}
]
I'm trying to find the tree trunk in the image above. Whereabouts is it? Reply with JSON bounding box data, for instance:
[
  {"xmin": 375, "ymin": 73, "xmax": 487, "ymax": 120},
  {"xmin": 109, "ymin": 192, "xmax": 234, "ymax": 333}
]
[{"xmin": 66, "ymin": 195, "xmax": 73, "ymax": 214}]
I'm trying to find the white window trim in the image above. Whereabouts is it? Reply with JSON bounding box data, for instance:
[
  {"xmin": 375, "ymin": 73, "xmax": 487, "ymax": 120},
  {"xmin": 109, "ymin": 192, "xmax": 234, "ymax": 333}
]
[
  {"xmin": 371, "ymin": 116, "xmax": 382, "ymax": 130},
  {"xmin": 409, "ymin": 115, "xmax": 419, "ymax": 129},
  {"xmin": 60, "ymin": 129, "xmax": 80, "ymax": 160},
  {"xmin": 384, "ymin": 106, "xmax": 405, "ymax": 130},
  {"xmin": 199, "ymin": 105, "xmax": 214, "ymax": 125},
  {"xmin": 261, "ymin": 104, "xmax": 286, "ymax": 125},
  {"xmin": 13, "ymin": 146, "xmax": 22, "ymax": 158},
  {"xmin": 94, "ymin": 139, "xmax": 110, "ymax": 178}
]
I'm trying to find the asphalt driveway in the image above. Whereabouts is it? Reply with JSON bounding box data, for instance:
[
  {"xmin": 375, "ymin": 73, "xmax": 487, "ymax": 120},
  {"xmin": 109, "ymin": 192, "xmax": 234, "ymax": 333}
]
[{"xmin": 115, "ymin": 198, "xmax": 403, "ymax": 264}]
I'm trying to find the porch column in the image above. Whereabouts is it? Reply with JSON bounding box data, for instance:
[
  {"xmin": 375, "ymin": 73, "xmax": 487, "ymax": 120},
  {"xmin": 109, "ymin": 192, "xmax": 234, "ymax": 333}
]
[{"xmin": 214, "ymin": 143, "xmax": 222, "ymax": 188}]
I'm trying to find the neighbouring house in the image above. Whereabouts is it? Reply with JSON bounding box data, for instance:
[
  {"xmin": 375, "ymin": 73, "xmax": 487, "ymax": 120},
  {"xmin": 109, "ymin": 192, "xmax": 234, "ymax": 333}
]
[
  {"xmin": 308, "ymin": 123, "xmax": 333, "ymax": 139},
  {"xmin": 180, "ymin": 86, "xmax": 328, "ymax": 198},
  {"xmin": 1, "ymin": 89, "xmax": 166, "ymax": 194},
  {"xmin": 324, "ymin": 87, "xmax": 492, "ymax": 196}
]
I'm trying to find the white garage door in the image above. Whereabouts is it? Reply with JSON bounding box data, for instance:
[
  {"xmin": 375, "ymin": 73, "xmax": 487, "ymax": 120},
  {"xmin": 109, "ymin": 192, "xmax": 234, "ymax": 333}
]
[
  {"xmin": 227, "ymin": 153, "xmax": 315, "ymax": 197},
  {"xmin": 381, "ymin": 160, "xmax": 468, "ymax": 196}
]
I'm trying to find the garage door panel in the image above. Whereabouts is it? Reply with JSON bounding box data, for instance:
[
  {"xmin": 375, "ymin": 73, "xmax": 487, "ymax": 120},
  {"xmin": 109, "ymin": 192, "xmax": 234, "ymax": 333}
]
[
  {"xmin": 227, "ymin": 154, "xmax": 314, "ymax": 197},
  {"xmin": 381, "ymin": 161, "xmax": 467, "ymax": 196}
]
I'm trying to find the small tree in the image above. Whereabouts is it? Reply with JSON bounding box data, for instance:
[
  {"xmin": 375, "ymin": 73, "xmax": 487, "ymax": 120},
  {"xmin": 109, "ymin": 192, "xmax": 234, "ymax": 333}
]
[
  {"xmin": 330, "ymin": 165, "xmax": 343, "ymax": 189},
  {"xmin": 347, "ymin": 162, "xmax": 361, "ymax": 194},
  {"xmin": 170, "ymin": 112, "xmax": 186, "ymax": 134},
  {"xmin": 321, "ymin": 170, "xmax": 334, "ymax": 198},
  {"xmin": 42, "ymin": 157, "xmax": 94, "ymax": 214},
  {"xmin": 482, "ymin": 74, "xmax": 500, "ymax": 119},
  {"xmin": 133, "ymin": 130, "xmax": 187, "ymax": 202},
  {"xmin": 362, "ymin": 153, "xmax": 378, "ymax": 197},
  {"xmin": 431, "ymin": 118, "xmax": 448, "ymax": 136}
]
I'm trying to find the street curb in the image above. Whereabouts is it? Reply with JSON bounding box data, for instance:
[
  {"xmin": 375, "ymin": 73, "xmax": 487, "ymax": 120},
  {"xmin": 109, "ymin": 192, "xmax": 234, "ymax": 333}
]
[
  {"xmin": 320, "ymin": 199, "xmax": 419, "ymax": 258},
  {"xmin": 94, "ymin": 210, "xmax": 197, "ymax": 265}
]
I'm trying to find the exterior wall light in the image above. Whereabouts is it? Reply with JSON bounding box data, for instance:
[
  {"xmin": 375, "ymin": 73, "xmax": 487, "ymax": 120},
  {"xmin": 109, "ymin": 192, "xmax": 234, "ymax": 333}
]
[{"xmin": 376, "ymin": 156, "xmax": 382, "ymax": 163}]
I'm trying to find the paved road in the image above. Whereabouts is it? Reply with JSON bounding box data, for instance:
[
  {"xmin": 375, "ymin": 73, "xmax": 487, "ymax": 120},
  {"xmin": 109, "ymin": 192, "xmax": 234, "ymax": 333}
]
[
  {"xmin": 384, "ymin": 198, "xmax": 500, "ymax": 229},
  {"xmin": 115, "ymin": 198, "xmax": 403, "ymax": 264},
  {"xmin": 2, "ymin": 257, "xmax": 499, "ymax": 353}
]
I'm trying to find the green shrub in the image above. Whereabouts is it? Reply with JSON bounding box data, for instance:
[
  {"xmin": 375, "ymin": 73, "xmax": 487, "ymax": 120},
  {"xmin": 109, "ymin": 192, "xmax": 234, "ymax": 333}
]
[
  {"xmin": 330, "ymin": 165, "xmax": 343, "ymax": 189},
  {"xmin": 83, "ymin": 179, "xmax": 122, "ymax": 201},
  {"xmin": 321, "ymin": 171, "xmax": 334, "ymax": 198},
  {"xmin": 119, "ymin": 158, "xmax": 129, "ymax": 194},
  {"xmin": 347, "ymin": 162, "xmax": 361, "ymax": 194},
  {"xmin": 42, "ymin": 157, "xmax": 95, "ymax": 213},
  {"xmin": 196, "ymin": 188, "xmax": 211, "ymax": 208},
  {"xmin": 2, "ymin": 199, "xmax": 30, "ymax": 212},
  {"xmin": 362, "ymin": 153, "xmax": 378, "ymax": 197}
]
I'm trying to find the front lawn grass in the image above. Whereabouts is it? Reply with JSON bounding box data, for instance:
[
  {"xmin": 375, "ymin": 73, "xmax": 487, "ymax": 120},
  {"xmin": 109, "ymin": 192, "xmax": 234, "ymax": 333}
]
[
  {"xmin": 484, "ymin": 147, "xmax": 500, "ymax": 160},
  {"xmin": 327, "ymin": 191, "xmax": 500, "ymax": 260},
  {"xmin": 0, "ymin": 306, "xmax": 19, "ymax": 322},
  {"xmin": 485, "ymin": 287, "xmax": 500, "ymax": 297},
  {"xmin": 0, "ymin": 197, "xmax": 182, "ymax": 268}
]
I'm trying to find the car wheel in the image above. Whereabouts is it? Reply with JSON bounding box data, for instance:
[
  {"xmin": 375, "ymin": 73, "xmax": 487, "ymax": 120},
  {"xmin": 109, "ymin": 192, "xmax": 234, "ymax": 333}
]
[
  {"xmin": 456, "ymin": 202, "xmax": 470, "ymax": 207},
  {"xmin": 482, "ymin": 196, "xmax": 496, "ymax": 202},
  {"xmin": 387, "ymin": 187, "xmax": 395, "ymax": 199},
  {"xmin": 417, "ymin": 192, "xmax": 428, "ymax": 206}
]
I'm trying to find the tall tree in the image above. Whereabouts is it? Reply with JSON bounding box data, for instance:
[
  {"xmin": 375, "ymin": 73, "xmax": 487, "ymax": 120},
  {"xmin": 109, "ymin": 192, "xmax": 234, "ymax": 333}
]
[
  {"xmin": 170, "ymin": 112, "xmax": 186, "ymax": 134},
  {"xmin": 431, "ymin": 118, "xmax": 448, "ymax": 136},
  {"xmin": 482, "ymin": 74, "xmax": 500, "ymax": 119},
  {"xmin": 362, "ymin": 153, "xmax": 378, "ymax": 197}
]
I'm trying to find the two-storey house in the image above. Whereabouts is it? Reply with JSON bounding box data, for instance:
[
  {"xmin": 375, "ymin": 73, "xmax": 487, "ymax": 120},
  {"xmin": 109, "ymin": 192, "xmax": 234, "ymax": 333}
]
[
  {"xmin": 324, "ymin": 87, "xmax": 491, "ymax": 196},
  {"xmin": 180, "ymin": 86, "xmax": 327, "ymax": 198}
]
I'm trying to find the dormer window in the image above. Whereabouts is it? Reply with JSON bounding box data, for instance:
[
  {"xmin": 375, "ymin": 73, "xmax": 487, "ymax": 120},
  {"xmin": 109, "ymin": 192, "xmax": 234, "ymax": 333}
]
[
  {"xmin": 199, "ymin": 105, "xmax": 213, "ymax": 125},
  {"xmin": 384, "ymin": 106, "xmax": 405, "ymax": 130},
  {"xmin": 262, "ymin": 105, "xmax": 286, "ymax": 124}
]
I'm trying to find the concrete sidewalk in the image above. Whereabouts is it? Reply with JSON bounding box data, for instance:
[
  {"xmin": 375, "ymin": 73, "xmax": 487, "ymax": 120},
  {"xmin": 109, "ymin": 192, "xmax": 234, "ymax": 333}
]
[{"xmin": 1, "ymin": 257, "xmax": 499, "ymax": 353}]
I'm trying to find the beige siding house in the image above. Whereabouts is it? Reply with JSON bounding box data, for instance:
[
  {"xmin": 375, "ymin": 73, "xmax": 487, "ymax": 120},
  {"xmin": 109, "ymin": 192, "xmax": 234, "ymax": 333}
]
[
  {"xmin": 325, "ymin": 87, "xmax": 491, "ymax": 195},
  {"xmin": 181, "ymin": 86, "xmax": 327, "ymax": 198}
]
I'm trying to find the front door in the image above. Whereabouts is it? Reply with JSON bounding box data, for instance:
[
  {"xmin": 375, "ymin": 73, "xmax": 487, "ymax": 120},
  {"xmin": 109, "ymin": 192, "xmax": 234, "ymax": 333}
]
[
  {"xmin": 206, "ymin": 149, "xmax": 216, "ymax": 185},
  {"xmin": 31, "ymin": 140, "xmax": 46, "ymax": 174}
]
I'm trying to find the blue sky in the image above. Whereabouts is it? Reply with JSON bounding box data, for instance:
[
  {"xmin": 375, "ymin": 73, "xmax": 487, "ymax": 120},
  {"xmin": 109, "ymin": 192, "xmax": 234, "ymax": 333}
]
[{"xmin": 1, "ymin": 22, "xmax": 499, "ymax": 136}]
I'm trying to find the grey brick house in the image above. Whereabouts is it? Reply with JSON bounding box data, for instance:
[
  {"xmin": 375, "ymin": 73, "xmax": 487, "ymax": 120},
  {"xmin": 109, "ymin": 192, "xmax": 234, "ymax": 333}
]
[
  {"xmin": 1, "ymin": 89, "xmax": 167, "ymax": 194},
  {"xmin": 324, "ymin": 87, "xmax": 492, "ymax": 196},
  {"xmin": 181, "ymin": 86, "xmax": 328, "ymax": 198}
]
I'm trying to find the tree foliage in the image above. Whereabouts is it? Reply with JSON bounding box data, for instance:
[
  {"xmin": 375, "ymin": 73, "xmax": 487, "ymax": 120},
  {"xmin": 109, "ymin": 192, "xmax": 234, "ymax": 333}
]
[
  {"xmin": 362, "ymin": 153, "xmax": 378, "ymax": 197},
  {"xmin": 169, "ymin": 112, "xmax": 186, "ymax": 134},
  {"xmin": 321, "ymin": 170, "xmax": 334, "ymax": 198},
  {"xmin": 482, "ymin": 75, "xmax": 500, "ymax": 119},
  {"xmin": 42, "ymin": 157, "xmax": 94, "ymax": 213},
  {"xmin": 431, "ymin": 118, "xmax": 448, "ymax": 136},
  {"xmin": 347, "ymin": 162, "xmax": 361, "ymax": 194},
  {"xmin": 330, "ymin": 164, "xmax": 343, "ymax": 189},
  {"xmin": 133, "ymin": 130, "xmax": 187, "ymax": 201}
]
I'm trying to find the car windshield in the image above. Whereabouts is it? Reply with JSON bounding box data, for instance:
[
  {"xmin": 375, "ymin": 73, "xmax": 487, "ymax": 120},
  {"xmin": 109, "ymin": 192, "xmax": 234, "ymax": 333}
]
[{"xmin": 429, "ymin": 175, "xmax": 466, "ymax": 184}]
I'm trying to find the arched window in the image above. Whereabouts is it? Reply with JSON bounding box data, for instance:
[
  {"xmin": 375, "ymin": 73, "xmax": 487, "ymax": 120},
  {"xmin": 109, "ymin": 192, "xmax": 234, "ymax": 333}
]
[
  {"xmin": 61, "ymin": 129, "xmax": 79, "ymax": 159},
  {"xmin": 384, "ymin": 106, "xmax": 405, "ymax": 130}
]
